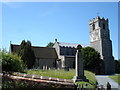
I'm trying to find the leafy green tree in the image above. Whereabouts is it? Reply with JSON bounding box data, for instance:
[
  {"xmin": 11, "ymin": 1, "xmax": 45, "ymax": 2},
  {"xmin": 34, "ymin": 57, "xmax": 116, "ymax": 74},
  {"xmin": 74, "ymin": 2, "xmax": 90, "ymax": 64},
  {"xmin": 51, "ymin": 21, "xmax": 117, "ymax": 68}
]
[
  {"xmin": 115, "ymin": 59, "xmax": 120, "ymax": 73},
  {"xmin": 82, "ymin": 47, "xmax": 101, "ymax": 74},
  {"xmin": 118, "ymin": 59, "xmax": 120, "ymax": 73},
  {"xmin": 18, "ymin": 40, "xmax": 35, "ymax": 69},
  {"xmin": 1, "ymin": 49, "xmax": 26, "ymax": 72},
  {"xmin": 46, "ymin": 42, "xmax": 54, "ymax": 48}
]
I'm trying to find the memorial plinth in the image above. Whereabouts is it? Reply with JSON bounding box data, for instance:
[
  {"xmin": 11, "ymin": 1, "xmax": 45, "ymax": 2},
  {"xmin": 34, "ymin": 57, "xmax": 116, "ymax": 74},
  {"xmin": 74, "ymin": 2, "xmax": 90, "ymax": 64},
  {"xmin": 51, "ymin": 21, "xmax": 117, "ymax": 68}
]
[{"xmin": 73, "ymin": 45, "xmax": 88, "ymax": 82}]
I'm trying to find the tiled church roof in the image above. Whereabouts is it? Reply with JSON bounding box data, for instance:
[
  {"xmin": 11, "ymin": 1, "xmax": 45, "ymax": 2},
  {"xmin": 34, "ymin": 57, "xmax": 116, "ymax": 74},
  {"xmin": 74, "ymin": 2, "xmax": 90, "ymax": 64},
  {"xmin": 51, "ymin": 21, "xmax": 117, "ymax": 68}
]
[{"xmin": 10, "ymin": 44, "xmax": 58, "ymax": 59}]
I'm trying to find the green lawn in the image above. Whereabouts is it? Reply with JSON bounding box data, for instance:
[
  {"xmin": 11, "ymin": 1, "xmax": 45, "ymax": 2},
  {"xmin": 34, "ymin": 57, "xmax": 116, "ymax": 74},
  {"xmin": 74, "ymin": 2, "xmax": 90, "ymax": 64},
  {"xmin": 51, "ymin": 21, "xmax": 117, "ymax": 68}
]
[
  {"xmin": 25, "ymin": 69, "xmax": 96, "ymax": 88},
  {"xmin": 26, "ymin": 69, "xmax": 74, "ymax": 79},
  {"xmin": 109, "ymin": 74, "xmax": 120, "ymax": 85}
]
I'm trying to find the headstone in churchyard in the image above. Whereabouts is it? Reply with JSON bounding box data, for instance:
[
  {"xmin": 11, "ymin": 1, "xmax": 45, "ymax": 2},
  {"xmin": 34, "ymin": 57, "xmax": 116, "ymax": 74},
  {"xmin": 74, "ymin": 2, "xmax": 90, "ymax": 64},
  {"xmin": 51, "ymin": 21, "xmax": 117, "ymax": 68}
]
[
  {"xmin": 73, "ymin": 44, "xmax": 88, "ymax": 82},
  {"xmin": 43, "ymin": 66, "xmax": 45, "ymax": 70},
  {"xmin": 46, "ymin": 66, "xmax": 48, "ymax": 70}
]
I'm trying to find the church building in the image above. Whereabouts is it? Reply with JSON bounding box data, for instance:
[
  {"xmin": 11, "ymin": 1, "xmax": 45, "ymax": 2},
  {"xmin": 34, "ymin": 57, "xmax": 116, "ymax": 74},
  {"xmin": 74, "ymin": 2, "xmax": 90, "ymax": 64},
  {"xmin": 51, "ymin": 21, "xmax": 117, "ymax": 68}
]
[{"xmin": 10, "ymin": 16, "xmax": 115, "ymax": 74}]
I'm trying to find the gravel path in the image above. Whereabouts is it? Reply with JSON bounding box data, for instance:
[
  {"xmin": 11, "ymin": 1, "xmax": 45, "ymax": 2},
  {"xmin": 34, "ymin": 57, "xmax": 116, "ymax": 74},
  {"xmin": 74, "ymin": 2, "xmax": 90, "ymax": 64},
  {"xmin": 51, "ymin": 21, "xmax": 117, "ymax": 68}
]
[{"xmin": 96, "ymin": 75, "xmax": 120, "ymax": 89}]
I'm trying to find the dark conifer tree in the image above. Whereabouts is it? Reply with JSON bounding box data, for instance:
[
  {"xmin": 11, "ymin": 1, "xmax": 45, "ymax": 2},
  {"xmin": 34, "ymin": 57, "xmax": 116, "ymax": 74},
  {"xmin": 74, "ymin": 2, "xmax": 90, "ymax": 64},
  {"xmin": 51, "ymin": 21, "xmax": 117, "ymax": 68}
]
[{"xmin": 18, "ymin": 40, "xmax": 35, "ymax": 69}]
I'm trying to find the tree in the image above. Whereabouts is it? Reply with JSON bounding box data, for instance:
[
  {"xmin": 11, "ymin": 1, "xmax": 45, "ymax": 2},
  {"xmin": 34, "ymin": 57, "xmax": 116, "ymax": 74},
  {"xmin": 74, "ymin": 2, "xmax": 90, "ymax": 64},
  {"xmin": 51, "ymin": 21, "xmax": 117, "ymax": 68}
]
[
  {"xmin": 18, "ymin": 40, "xmax": 35, "ymax": 69},
  {"xmin": 82, "ymin": 47, "xmax": 101, "ymax": 74},
  {"xmin": 115, "ymin": 59, "xmax": 120, "ymax": 73},
  {"xmin": 1, "ymin": 49, "xmax": 26, "ymax": 72},
  {"xmin": 118, "ymin": 59, "xmax": 120, "ymax": 73},
  {"xmin": 46, "ymin": 42, "xmax": 54, "ymax": 48}
]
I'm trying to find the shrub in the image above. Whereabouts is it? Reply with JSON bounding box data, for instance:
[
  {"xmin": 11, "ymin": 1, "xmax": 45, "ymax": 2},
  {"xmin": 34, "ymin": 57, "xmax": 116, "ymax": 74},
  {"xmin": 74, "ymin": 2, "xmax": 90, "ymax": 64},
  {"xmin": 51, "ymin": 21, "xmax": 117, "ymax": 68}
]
[{"xmin": 1, "ymin": 49, "xmax": 26, "ymax": 72}]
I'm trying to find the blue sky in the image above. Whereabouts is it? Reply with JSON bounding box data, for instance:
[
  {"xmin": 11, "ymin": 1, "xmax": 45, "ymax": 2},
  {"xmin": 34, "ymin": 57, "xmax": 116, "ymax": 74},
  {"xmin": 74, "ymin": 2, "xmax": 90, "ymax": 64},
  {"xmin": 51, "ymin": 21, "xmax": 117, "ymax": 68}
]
[{"xmin": 2, "ymin": 2, "xmax": 118, "ymax": 59}]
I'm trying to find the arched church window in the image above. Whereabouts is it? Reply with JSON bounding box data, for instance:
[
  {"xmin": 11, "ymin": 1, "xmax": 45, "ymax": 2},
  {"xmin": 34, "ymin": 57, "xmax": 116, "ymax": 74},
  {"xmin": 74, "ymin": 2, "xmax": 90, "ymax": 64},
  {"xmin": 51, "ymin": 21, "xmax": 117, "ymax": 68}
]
[
  {"xmin": 62, "ymin": 46, "xmax": 65, "ymax": 55},
  {"xmin": 66, "ymin": 47, "xmax": 69, "ymax": 55},
  {"xmin": 66, "ymin": 50, "xmax": 69, "ymax": 55},
  {"xmin": 93, "ymin": 23, "xmax": 95, "ymax": 30},
  {"xmin": 103, "ymin": 23, "xmax": 105, "ymax": 29},
  {"xmin": 60, "ymin": 49, "xmax": 62, "ymax": 55},
  {"xmin": 60, "ymin": 49, "xmax": 64, "ymax": 55},
  {"xmin": 72, "ymin": 48, "xmax": 75, "ymax": 55}
]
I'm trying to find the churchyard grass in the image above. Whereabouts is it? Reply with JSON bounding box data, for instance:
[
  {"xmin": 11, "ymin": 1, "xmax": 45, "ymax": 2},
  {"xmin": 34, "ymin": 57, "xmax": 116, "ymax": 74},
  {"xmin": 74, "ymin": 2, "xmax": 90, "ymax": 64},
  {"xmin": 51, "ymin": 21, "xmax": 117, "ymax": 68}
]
[
  {"xmin": 109, "ymin": 74, "xmax": 120, "ymax": 85},
  {"xmin": 26, "ymin": 69, "xmax": 96, "ymax": 88},
  {"xmin": 84, "ymin": 70, "xmax": 96, "ymax": 86},
  {"xmin": 26, "ymin": 69, "xmax": 74, "ymax": 79},
  {"xmin": 76, "ymin": 81, "xmax": 94, "ymax": 88}
]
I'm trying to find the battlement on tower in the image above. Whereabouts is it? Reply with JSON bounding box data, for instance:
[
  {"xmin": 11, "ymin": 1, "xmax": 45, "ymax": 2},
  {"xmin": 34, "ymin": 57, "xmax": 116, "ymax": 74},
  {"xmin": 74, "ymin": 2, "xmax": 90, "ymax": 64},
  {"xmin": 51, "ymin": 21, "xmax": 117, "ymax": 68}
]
[{"xmin": 89, "ymin": 16, "xmax": 108, "ymax": 24}]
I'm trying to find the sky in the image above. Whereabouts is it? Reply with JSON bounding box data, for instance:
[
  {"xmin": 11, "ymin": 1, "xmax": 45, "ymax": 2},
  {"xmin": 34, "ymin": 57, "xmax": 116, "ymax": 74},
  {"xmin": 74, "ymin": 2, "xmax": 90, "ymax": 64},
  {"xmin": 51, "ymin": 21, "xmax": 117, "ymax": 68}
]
[{"xmin": 1, "ymin": 2, "xmax": 118, "ymax": 59}]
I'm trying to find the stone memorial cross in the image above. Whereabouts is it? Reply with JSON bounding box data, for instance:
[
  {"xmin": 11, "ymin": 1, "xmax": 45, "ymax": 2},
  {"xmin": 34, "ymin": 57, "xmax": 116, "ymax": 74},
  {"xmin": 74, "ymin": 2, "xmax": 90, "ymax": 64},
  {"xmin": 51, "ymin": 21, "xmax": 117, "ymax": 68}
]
[{"xmin": 73, "ymin": 44, "xmax": 88, "ymax": 82}]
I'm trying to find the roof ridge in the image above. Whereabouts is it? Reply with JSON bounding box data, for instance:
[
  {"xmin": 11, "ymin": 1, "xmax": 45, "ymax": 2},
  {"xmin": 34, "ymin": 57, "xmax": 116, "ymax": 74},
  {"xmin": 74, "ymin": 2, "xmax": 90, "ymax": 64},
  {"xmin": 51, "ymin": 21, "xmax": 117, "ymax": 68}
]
[
  {"xmin": 58, "ymin": 42, "xmax": 79, "ymax": 44},
  {"xmin": 58, "ymin": 42, "xmax": 89, "ymax": 45},
  {"xmin": 58, "ymin": 42, "xmax": 89, "ymax": 48},
  {"xmin": 11, "ymin": 44, "xmax": 54, "ymax": 49}
]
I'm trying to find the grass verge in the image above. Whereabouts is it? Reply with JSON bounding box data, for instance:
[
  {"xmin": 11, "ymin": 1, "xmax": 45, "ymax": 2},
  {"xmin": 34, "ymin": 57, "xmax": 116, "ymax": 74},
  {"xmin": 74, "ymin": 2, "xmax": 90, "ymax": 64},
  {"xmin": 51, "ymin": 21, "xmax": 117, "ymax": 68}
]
[{"xmin": 109, "ymin": 74, "xmax": 120, "ymax": 85}]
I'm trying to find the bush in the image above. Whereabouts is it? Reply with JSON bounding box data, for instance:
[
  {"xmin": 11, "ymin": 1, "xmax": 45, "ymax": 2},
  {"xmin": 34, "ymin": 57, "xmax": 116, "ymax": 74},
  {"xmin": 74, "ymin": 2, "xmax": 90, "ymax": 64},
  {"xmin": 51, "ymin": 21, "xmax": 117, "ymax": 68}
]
[{"xmin": 0, "ymin": 49, "xmax": 26, "ymax": 72}]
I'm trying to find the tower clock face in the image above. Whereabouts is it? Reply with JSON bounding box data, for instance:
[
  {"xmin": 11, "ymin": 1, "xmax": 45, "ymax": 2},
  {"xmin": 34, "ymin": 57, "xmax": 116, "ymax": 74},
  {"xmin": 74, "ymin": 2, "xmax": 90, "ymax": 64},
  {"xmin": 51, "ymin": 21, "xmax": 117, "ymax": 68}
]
[{"xmin": 90, "ymin": 30, "xmax": 99, "ymax": 42}]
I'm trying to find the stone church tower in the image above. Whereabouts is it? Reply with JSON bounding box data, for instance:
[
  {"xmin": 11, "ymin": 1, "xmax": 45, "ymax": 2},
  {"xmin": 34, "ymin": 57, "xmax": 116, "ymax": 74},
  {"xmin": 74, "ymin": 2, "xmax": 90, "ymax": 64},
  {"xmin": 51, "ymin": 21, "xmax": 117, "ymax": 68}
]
[{"xmin": 89, "ymin": 16, "xmax": 115, "ymax": 74}]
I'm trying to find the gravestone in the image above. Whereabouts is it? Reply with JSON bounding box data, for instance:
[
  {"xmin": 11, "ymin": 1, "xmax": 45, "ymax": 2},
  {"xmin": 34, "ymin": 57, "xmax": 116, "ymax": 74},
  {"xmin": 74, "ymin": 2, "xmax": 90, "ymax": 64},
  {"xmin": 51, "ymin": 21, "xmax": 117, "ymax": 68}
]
[
  {"xmin": 43, "ymin": 66, "xmax": 45, "ymax": 70},
  {"xmin": 45, "ymin": 66, "xmax": 48, "ymax": 70},
  {"xmin": 73, "ymin": 44, "xmax": 88, "ymax": 82}
]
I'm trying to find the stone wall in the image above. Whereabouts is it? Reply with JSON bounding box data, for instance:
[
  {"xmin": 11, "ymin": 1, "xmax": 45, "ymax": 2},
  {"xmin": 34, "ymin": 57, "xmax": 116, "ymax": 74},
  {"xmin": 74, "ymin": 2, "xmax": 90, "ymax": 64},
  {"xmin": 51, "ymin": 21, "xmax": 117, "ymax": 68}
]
[
  {"xmin": 34, "ymin": 59, "xmax": 56, "ymax": 69},
  {"xmin": 90, "ymin": 40, "xmax": 103, "ymax": 58},
  {"xmin": 2, "ymin": 73, "xmax": 75, "ymax": 89},
  {"xmin": 65, "ymin": 57, "xmax": 75, "ymax": 69},
  {"xmin": 60, "ymin": 46, "xmax": 76, "ymax": 56}
]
